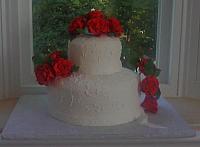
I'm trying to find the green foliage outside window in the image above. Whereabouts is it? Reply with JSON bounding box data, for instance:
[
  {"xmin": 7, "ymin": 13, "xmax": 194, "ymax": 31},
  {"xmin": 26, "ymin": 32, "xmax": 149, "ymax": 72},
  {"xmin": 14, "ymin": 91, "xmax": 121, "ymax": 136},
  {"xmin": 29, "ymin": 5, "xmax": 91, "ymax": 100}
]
[{"xmin": 32, "ymin": 0, "xmax": 158, "ymax": 70}]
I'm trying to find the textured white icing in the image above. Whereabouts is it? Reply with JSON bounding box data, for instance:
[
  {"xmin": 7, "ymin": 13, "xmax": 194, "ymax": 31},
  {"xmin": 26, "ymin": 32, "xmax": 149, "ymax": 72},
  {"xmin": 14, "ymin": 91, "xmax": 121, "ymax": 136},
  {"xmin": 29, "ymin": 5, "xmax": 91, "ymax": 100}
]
[
  {"xmin": 68, "ymin": 36, "xmax": 122, "ymax": 75},
  {"xmin": 48, "ymin": 68, "xmax": 146, "ymax": 126},
  {"xmin": 48, "ymin": 36, "xmax": 146, "ymax": 126}
]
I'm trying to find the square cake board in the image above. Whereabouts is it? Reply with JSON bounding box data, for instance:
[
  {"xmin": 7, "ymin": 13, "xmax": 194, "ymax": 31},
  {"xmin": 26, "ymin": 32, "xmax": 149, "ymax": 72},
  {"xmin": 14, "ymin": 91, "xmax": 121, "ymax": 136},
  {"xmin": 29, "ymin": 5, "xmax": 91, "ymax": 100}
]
[{"xmin": 0, "ymin": 95, "xmax": 196, "ymax": 143}]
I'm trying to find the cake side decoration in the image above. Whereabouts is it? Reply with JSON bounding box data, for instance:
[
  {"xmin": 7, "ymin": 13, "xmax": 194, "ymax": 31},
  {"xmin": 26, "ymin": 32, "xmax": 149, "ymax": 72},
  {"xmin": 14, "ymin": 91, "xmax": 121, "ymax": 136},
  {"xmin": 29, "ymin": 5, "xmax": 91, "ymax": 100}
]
[
  {"xmin": 32, "ymin": 50, "xmax": 79, "ymax": 86},
  {"xmin": 137, "ymin": 57, "xmax": 161, "ymax": 113}
]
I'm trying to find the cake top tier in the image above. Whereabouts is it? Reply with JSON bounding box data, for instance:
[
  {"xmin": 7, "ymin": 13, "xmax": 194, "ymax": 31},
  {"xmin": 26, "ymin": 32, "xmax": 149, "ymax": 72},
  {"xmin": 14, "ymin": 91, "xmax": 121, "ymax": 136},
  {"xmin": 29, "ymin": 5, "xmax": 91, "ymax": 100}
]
[
  {"xmin": 68, "ymin": 10, "xmax": 124, "ymax": 38},
  {"xmin": 68, "ymin": 35, "xmax": 122, "ymax": 75},
  {"xmin": 68, "ymin": 10, "xmax": 124, "ymax": 75}
]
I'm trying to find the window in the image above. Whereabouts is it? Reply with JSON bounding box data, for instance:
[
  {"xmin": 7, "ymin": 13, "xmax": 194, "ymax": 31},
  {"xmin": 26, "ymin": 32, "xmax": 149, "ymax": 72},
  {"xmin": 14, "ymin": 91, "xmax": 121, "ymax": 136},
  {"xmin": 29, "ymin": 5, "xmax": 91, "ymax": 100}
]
[
  {"xmin": 32, "ymin": 0, "xmax": 158, "ymax": 70},
  {"xmin": 13, "ymin": 0, "xmax": 184, "ymax": 96}
]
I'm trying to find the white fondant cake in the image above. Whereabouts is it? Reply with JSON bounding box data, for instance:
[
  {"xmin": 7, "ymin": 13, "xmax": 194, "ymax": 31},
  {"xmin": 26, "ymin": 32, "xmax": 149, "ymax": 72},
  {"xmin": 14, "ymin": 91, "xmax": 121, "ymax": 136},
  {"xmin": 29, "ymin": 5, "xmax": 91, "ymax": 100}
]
[{"xmin": 48, "ymin": 36, "xmax": 146, "ymax": 126}]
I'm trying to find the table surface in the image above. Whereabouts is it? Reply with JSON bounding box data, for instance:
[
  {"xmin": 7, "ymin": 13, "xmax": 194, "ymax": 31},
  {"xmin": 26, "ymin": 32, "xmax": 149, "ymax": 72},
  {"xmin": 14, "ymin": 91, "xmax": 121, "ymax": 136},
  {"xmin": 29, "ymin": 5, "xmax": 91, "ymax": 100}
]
[{"xmin": 0, "ymin": 95, "xmax": 200, "ymax": 147}]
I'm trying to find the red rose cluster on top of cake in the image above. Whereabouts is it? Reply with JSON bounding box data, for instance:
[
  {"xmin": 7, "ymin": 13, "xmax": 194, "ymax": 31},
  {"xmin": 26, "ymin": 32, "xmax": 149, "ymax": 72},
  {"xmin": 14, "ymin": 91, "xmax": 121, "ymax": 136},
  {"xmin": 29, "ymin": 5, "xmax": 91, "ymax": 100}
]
[{"xmin": 68, "ymin": 10, "xmax": 124, "ymax": 37}]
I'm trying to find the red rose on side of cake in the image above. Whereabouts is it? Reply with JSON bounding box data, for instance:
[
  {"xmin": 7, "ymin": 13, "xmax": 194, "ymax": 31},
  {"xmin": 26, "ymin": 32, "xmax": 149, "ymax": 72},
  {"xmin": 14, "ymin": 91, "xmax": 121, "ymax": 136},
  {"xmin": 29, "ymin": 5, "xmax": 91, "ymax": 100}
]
[
  {"xmin": 68, "ymin": 16, "xmax": 86, "ymax": 34},
  {"xmin": 137, "ymin": 57, "xmax": 148, "ymax": 74},
  {"xmin": 141, "ymin": 76, "xmax": 159, "ymax": 96},
  {"xmin": 52, "ymin": 58, "xmax": 74, "ymax": 77},
  {"xmin": 141, "ymin": 96, "xmax": 158, "ymax": 113},
  {"xmin": 34, "ymin": 64, "xmax": 55, "ymax": 86},
  {"xmin": 87, "ymin": 10, "xmax": 104, "ymax": 19},
  {"xmin": 108, "ymin": 17, "xmax": 124, "ymax": 37},
  {"xmin": 48, "ymin": 51, "xmax": 63, "ymax": 60},
  {"xmin": 87, "ymin": 18, "xmax": 109, "ymax": 35}
]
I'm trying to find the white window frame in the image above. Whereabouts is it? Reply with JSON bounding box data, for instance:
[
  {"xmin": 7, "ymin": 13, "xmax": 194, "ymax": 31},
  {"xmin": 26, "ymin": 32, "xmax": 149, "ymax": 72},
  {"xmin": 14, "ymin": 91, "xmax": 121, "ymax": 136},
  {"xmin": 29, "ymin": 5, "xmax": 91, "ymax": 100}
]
[
  {"xmin": 179, "ymin": 0, "xmax": 200, "ymax": 98},
  {"xmin": 0, "ymin": 0, "xmax": 21, "ymax": 99},
  {"xmin": 0, "ymin": 0, "xmax": 3, "ymax": 99},
  {"xmin": 0, "ymin": 0, "xmax": 189, "ymax": 98},
  {"xmin": 18, "ymin": 0, "xmax": 46, "ymax": 95},
  {"xmin": 157, "ymin": 0, "xmax": 186, "ymax": 96}
]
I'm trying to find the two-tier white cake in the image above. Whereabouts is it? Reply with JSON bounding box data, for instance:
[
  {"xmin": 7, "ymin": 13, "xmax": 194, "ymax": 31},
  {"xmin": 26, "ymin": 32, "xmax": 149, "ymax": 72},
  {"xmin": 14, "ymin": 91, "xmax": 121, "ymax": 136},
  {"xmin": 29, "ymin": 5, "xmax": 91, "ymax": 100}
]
[{"xmin": 47, "ymin": 35, "xmax": 146, "ymax": 126}]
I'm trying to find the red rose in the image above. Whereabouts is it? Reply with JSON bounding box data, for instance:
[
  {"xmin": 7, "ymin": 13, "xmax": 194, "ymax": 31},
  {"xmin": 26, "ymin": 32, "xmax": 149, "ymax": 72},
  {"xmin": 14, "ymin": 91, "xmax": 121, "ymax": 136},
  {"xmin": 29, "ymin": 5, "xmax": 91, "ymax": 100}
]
[
  {"xmin": 68, "ymin": 16, "xmax": 86, "ymax": 34},
  {"xmin": 34, "ymin": 64, "xmax": 55, "ymax": 86},
  {"xmin": 137, "ymin": 57, "xmax": 148, "ymax": 74},
  {"xmin": 87, "ymin": 18, "xmax": 109, "ymax": 35},
  {"xmin": 87, "ymin": 10, "xmax": 104, "ymax": 19},
  {"xmin": 141, "ymin": 96, "xmax": 158, "ymax": 113},
  {"xmin": 48, "ymin": 51, "xmax": 63, "ymax": 60},
  {"xmin": 108, "ymin": 17, "xmax": 124, "ymax": 37},
  {"xmin": 52, "ymin": 58, "xmax": 74, "ymax": 77},
  {"xmin": 141, "ymin": 76, "xmax": 159, "ymax": 96}
]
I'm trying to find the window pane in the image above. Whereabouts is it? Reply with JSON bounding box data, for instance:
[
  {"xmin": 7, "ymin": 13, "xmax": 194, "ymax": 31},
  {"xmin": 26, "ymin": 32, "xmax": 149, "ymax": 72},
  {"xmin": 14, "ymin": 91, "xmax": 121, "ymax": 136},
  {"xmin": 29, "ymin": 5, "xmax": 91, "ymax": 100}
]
[{"xmin": 32, "ymin": 0, "xmax": 158, "ymax": 69}]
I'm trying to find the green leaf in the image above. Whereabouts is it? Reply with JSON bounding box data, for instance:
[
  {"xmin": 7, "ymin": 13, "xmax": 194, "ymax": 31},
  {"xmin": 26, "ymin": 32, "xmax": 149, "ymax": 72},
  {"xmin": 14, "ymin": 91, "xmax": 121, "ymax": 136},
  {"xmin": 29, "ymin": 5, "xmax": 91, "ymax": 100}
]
[
  {"xmin": 60, "ymin": 51, "xmax": 68, "ymax": 59},
  {"xmin": 46, "ymin": 56, "xmax": 53, "ymax": 64},
  {"xmin": 155, "ymin": 88, "xmax": 161, "ymax": 99},
  {"xmin": 154, "ymin": 68, "xmax": 161, "ymax": 77},
  {"xmin": 32, "ymin": 53, "xmax": 47, "ymax": 66},
  {"xmin": 72, "ymin": 65, "xmax": 79, "ymax": 72},
  {"xmin": 72, "ymin": 0, "xmax": 80, "ymax": 6},
  {"xmin": 144, "ymin": 59, "xmax": 155, "ymax": 75},
  {"xmin": 83, "ymin": 27, "xmax": 89, "ymax": 34}
]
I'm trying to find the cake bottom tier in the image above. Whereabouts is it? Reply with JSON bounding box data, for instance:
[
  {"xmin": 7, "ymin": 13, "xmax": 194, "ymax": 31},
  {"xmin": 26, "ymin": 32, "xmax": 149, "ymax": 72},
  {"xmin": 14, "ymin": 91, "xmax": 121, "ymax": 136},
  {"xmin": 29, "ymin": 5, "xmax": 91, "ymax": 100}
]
[{"xmin": 48, "ymin": 68, "xmax": 146, "ymax": 126}]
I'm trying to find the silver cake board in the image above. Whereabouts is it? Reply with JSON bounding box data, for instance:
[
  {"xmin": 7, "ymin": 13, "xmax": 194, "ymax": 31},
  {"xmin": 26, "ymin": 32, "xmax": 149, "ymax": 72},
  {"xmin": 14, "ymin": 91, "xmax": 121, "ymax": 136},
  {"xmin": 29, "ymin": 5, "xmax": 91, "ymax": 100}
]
[{"xmin": 1, "ymin": 95, "xmax": 196, "ymax": 140}]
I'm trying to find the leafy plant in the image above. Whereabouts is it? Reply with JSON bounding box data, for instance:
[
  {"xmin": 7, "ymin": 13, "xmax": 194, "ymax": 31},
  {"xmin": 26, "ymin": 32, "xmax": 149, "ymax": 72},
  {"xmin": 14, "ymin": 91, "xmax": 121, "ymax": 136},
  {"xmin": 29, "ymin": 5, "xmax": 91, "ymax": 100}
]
[{"xmin": 32, "ymin": 0, "xmax": 158, "ymax": 69}]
